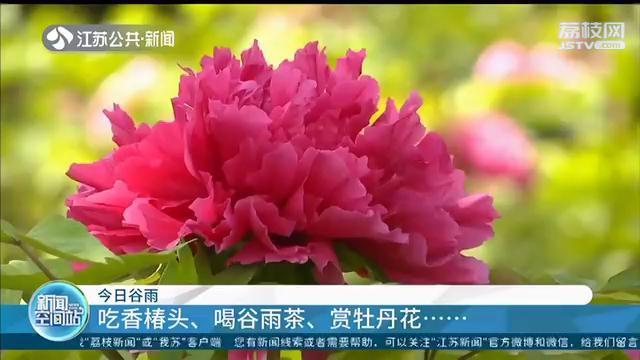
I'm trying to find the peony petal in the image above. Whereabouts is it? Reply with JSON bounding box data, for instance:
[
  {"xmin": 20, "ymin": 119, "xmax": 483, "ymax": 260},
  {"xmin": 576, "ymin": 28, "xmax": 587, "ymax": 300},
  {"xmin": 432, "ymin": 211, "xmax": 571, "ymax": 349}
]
[
  {"xmin": 448, "ymin": 194, "xmax": 499, "ymax": 250},
  {"xmin": 334, "ymin": 49, "xmax": 366, "ymax": 80},
  {"xmin": 302, "ymin": 350, "xmax": 332, "ymax": 360},
  {"xmin": 228, "ymin": 350, "xmax": 269, "ymax": 360},
  {"xmin": 293, "ymin": 41, "xmax": 330, "ymax": 93},
  {"xmin": 240, "ymin": 40, "xmax": 270, "ymax": 81},
  {"xmin": 104, "ymin": 104, "xmax": 149, "ymax": 146},
  {"xmin": 247, "ymin": 142, "xmax": 299, "ymax": 202},
  {"xmin": 387, "ymin": 255, "xmax": 490, "ymax": 285},
  {"xmin": 122, "ymin": 199, "xmax": 183, "ymax": 250},
  {"xmin": 308, "ymin": 241, "xmax": 344, "ymax": 284},
  {"xmin": 270, "ymin": 62, "xmax": 303, "ymax": 107},
  {"xmin": 67, "ymin": 157, "xmax": 116, "ymax": 191}
]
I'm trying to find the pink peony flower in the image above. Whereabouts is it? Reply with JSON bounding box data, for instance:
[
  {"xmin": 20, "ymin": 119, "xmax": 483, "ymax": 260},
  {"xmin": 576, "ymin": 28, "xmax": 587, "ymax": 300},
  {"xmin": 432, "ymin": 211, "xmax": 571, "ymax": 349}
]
[
  {"xmin": 474, "ymin": 41, "xmax": 529, "ymax": 82},
  {"xmin": 449, "ymin": 113, "xmax": 537, "ymax": 185},
  {"xmin": 474, "ymin": 40, "xmax": 583, "ymax": 84},
  {"xmin": 67, "ymin": 41, "xmax": 498, "ymax": 285}
]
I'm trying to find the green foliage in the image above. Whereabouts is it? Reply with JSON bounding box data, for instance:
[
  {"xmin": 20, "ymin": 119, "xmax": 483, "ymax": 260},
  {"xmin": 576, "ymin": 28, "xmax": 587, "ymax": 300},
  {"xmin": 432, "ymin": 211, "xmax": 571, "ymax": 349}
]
[
  {"xmin": 160, "ymin": 244, "xmax": 199, "ymax": 285},
  {"xmin": 489, "ymin": 267, "xmax": 529, "ymax": 285},
  {"xmin": 0, "ymin": 288, "xmax": 23, "ymax": 304},
  {"xmin": 1, "ymin": 218, "xmax": 20, "ymax": 244},
  {"xmin": 0, "ymin": 218, "xmax": 190, "ymax": 296},
  {"xmin": 1, "ymin": 257, "xmax": 72, "ymax": 292},
  {"xmin": 335, "ymin": 243, "xmax": 388, "ymax": 283},
  {"xmin": 251, "ymin": 261, "xmax": 315, "ymax": 285},
  {"xmin": 194, "ymin": 242, "xmax": 217, "ymax": 284},
  {"xmin": 209, "ymin": 264, "xmax": 259, "ymax": 285},
  {"xmin": 344, "ymin": 271, "xmax": 378, "ymax": 285},
  {"xmin": 591, "ymin": 265, "xmax": 640, "ymax": 304},
  {"xmin": 600, "ymin": 265, "xmax": 640, "ymax": 295},
  {"xmin": 23, "ymin": 215, "xmax": 116, "ymax": 263},
  {"xmin": 68, "ymin": 250, "xmax": 178, "ymax": 285}
]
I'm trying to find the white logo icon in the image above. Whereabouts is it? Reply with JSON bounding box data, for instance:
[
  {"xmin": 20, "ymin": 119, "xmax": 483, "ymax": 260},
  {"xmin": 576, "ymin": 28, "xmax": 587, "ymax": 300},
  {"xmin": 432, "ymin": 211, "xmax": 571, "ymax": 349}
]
[
  {"xmin": 558, "ymin": 22, "xmax": 625, "ymax": 51},
  {"xmin": 45, "ymin": 26, "xmax": 74, "ymax": 50}
]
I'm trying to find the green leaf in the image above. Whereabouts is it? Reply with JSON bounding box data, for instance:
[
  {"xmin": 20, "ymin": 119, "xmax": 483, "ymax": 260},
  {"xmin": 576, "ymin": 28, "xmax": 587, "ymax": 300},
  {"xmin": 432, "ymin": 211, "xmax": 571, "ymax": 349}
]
[
  {"xmin": 0, "ymin": 258, "xmax": 73, "ymax": 292},
  {"xmin": 251, "ymin": 262, "xmax": 315, "ymax": 285},
  {"xmin": 114, "ymin": 350, "xmax": 135, "ymax": 360},
  {"xmin": 136, "ymin": 265, "xmax": 164, "ymax": 285},
  {"xmin": 600, "ymin": 265, "xmax": 640, "ymax": 294},
  {"xmin": 335, "ymin": 243, "xmax": 388, "ymax": 283},
  {"xmin": 24, "ymin": 215, "xmax": 116, "ymax": 264},
  {"xmin": 69, "ymin": 250, "xmax": 178, "ymax": 285},
  {"xmin": 210, "ymin": 264, "xmax": 259, "ymax": 285},
  {"xmin": 280, "ymin": 350, "xmax": 302, "ymax": 360},
  {"xmin": 1, "ymin": 289, "xmax": 23, "ymax": 304},
  {"xmin": 211, "ymin": 351, "xmax": 228, "ymax": 360},
  {"xmin": 1, "ymin": 219, "xmax": 20, "ymax": 245},
  {"xmin": 590, "ymin": 292, "xmax": 640, "ymax": 304},
  {"xmin": 194, "ymin": 242, "xmax": 216, "ymax": 284},
  {"xmin": 489, "ymin": 267, "xmax": 529, "ymax": 285},
  {"xmin": 0, "ymin": 248, "xmax": 179, "ymax": 292},
  {"xmin": 160, "ymin": 244, "xmax": 198, "ymax": 285},
  {"xmin": 344, "ymin": 271, "xmax": 378, "ymax": 285},
  {"xmin": 529, "ymin": 272, "xmax": 597, "ymax": 289}
]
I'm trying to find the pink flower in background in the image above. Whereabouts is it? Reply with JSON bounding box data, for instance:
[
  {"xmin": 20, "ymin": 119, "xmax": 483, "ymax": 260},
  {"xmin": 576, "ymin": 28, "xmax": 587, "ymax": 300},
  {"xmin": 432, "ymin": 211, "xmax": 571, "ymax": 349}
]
[
  {"xmin": 625, "ymin": 350, "xmax": 640, "ymax": 360},
  {"xmin": 67, "ymin": 41, "xmax": 498, "ymax": 286},
  {"xmin": 474, "ymin": 40, "xmax": 583, "ymax": 84},
  {"xmin": 474, "ymin": 41, "xmax": 529, "ymax": 81},
  {"xmin": 627, "ymin": 350, "xmax": 640, "ymax": 360},
  {"xmin": 449, "ymin": 113, "xmax": 537, "ymax": 185}
]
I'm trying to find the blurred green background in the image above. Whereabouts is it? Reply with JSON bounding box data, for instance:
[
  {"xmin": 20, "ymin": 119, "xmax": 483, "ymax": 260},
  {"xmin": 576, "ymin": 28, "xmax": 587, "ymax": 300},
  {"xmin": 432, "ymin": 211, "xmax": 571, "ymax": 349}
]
[{"xmin": 1, "ymin": 4, "xmax": 638, "ymax": 289}]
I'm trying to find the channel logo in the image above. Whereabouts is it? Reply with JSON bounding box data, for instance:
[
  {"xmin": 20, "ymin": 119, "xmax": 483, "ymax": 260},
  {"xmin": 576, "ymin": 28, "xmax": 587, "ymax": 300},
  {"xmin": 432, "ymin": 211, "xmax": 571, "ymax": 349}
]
[
  {"xmin": 43, "ymin": 26, "xmax": 74, "ymax": 51},
  {"xmin": 28, "ymin": 281, "xmax": 89, "ymax": 342}
]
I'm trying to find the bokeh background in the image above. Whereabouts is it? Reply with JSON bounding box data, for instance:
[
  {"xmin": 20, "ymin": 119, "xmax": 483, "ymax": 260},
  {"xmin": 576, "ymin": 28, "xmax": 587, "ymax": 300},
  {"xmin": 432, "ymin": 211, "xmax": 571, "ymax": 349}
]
[{"xmin": 1, "ymin": 4, "xmax": 638, "ymax": 296}]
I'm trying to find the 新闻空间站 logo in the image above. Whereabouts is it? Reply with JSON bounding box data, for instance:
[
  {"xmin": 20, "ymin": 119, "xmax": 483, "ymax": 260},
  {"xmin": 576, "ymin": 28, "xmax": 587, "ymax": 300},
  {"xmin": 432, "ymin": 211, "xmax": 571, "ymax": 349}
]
[{"xmin": 28, "ymin": 280, "xmax": 90, "ymax": 342}]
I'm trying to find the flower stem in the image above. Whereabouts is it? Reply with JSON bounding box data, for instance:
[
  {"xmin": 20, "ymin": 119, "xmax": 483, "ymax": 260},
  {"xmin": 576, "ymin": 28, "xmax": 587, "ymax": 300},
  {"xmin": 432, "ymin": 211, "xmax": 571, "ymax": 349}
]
[
  {"xmin": 12, "ymin": 237, "xmax": 59, "ymax": 280},
  {"xmin": 9, "ymin": 235, "xmax": 124, "ymax": 360}
]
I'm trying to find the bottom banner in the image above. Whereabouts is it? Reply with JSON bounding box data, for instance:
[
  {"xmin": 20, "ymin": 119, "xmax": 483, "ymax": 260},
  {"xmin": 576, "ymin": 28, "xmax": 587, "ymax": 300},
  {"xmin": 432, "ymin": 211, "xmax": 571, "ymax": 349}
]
[
  {"xmin": 1, "ymin": 333, "xmax": 638, "ymax": 351},
  {"xmin": 1, "ymin": 303, "xmax": 639, "ymax": 350}
]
